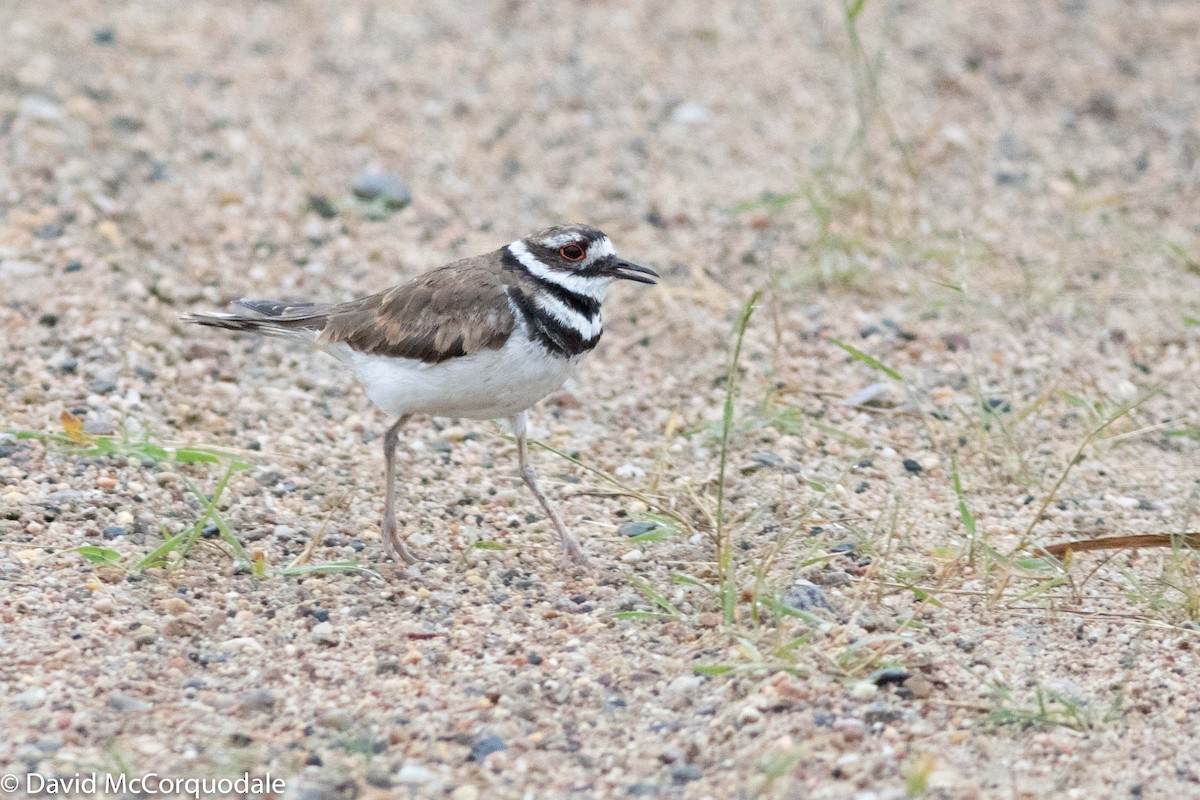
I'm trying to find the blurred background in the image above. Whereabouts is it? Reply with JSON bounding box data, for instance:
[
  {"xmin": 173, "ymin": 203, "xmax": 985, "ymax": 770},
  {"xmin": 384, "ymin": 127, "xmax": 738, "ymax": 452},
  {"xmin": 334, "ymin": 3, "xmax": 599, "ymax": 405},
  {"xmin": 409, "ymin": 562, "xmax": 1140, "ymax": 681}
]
[{"xmin": 3, "ymin": 0, "xmax": 1196, "ymax": 320}]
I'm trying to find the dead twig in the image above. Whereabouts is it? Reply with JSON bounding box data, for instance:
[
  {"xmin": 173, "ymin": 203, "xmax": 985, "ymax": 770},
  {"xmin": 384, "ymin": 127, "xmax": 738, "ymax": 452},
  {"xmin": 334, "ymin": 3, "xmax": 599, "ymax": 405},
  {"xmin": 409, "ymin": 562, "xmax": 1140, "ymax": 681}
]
[{"xmin": 1040, "ymin": 533, "xmax": 1200, "ymax": 559}]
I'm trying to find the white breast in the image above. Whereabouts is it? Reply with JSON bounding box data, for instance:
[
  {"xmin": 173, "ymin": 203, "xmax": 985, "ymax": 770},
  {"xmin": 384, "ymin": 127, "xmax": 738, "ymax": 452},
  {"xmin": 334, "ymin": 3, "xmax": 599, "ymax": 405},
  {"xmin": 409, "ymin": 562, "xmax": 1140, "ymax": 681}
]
[{"xmin": 331, "ymin": 328, "xmax": 577, "ymax": 420}]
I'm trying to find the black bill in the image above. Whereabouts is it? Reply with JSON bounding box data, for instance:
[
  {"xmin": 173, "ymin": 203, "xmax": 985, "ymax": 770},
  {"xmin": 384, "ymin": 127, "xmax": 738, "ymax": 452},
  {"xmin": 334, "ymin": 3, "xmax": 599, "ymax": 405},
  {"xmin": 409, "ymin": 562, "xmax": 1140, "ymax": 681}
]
[{"xmin": 609, "ymin": 258, "xmax": 659, "ymax": 284}]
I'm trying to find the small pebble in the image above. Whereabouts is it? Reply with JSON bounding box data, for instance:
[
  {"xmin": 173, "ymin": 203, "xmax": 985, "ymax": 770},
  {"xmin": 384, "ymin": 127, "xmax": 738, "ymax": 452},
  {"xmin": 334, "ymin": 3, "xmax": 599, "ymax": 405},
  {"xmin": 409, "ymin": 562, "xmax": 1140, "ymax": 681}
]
[
  {"xmin": 870, "ymin": 667, "xmax": 910, "ymax": 687},
  {"xmin": 440, "ymin": 426, "xmax": 468, "ymax": 441},
  {"xmin": 308, "ymin": 195, "xmax": 338, "ymax": 219},
  {"xmin": 1, "ymin": 259, "xmax": 42, "ymax": 277},
  {"xmin": 737, "ymin": 705, "xmax": 763, "ymax": 725},
  {"xmin": 849, "ymin": 681, "xmax": 878, "ymax": 699},
  {"xmin": 670, "ymin": 763, "xmax": 703, "ymax": 784},
  {"xmin": 159, "ymin": 597, "xmax": 191, "ymax": 615},
  {"xmin": 671, "ymin": 102, "xmax": 711, "ymax": 124},
  {"xmin": 844, "ymin": 382, "xmax": 895, "ymax": 407},
  {"xmin": 107, "ymin": 692, "xmax": 150, "ymax": 712},
  {"xmin": 351, "ymin": 171, "xmax": 412, "ymax": 209},
  {"xmin": 312, "ymin": 621, "xmax": 338, "ymax": 645},
  {"xmin": 129, "ymin": 625, "xmax": 157, "ymax": 646},
  {"xmin": 619, "ymin": 521, "xmax": 657, "ymax": 537},
  {"xmin": 782, "ymin": 579, "xmax": 833, "ymax": 612},
  {"xmin": 14, "ymin": 687, "xmax": 48, "ymax": 710},
  {"xmin": 467, "ymin": 734, "xmax": 507, "ymax": 762},
  {"xmin": 814, "ymin": 570, "xmax": 852, "ymax": 587},
  {"xmin": 395, "ymin": 764, "xmax": 439, "ymax": 786},
  {"xmin": 238, "ymin": 689, "xmax": 277, "ymax": 713},
  {"xmin": 863, "ymin": 701, "xmax": 902, "ymax": 725},
  {"xmin": 833, "ymin": 717, "xmax": 866, "ymax": 741},
  {"xmin": 665, "ymin": 674, "xmax": 704, "ymax": 694},
  {"xmin": 365, "ymin": 770, "xmax": 393, "ymax": 789}
]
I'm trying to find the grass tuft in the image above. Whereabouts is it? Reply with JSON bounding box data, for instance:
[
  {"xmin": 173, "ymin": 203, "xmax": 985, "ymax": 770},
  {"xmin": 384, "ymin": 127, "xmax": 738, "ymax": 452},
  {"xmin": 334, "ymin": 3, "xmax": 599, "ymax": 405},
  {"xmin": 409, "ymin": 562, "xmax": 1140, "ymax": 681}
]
[{"xmin": 7, "ymin": 415, "xmax": 360, "ymax": 580}]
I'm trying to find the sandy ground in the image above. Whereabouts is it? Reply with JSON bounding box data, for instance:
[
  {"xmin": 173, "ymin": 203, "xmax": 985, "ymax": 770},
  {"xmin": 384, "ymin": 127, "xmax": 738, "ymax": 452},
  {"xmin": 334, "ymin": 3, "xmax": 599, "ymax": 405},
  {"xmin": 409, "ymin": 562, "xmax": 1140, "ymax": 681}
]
[{"xmin": 2, "ymin": 1, "xmax": 1200, "ymax": 798}]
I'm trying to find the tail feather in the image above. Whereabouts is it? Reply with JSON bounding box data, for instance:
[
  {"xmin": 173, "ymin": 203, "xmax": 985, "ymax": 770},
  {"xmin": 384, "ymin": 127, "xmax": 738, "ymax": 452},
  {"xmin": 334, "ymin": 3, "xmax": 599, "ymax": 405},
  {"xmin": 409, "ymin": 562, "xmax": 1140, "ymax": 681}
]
[
  {"xmin": 181, "ymin": 298, "xmax": 331, "ymax": 340},
  {"xmin": 232, "ymin": 299, "xmax": 322, "ymax": 317}
]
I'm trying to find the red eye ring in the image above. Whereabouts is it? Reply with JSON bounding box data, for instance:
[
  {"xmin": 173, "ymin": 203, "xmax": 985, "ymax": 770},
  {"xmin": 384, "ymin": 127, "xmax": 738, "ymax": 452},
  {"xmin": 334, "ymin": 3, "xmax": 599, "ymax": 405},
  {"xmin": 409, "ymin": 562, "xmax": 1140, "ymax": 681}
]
[{"xmin": 560, "ymin": 244, "xmax": 586, "ymax": 262}]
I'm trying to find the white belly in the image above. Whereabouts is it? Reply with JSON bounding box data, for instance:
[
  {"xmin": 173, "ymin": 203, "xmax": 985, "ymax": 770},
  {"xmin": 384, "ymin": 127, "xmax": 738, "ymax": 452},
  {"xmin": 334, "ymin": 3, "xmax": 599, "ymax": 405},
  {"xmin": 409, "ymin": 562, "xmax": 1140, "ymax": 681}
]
[{"xmin": 334, "ymin": 332, "xmax": 576, "ymax": 420}]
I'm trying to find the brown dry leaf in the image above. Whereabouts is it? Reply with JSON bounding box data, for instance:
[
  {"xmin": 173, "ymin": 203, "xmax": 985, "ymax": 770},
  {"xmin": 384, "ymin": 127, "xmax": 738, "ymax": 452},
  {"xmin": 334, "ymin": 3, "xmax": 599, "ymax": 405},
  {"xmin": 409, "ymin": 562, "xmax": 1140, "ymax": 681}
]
[{"xmin": 60, "ymin": 411, "xmax": 91, "ymax": 444}]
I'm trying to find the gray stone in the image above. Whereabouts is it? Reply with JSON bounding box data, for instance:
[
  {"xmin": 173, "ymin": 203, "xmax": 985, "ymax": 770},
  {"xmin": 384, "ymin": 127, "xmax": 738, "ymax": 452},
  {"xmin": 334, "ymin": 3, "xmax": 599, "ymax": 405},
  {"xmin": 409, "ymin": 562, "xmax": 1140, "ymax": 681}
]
[
  {"xmin": 870, "ymin": 667, "xmax": 910, "ymax": 687},
  {"xmin": 782, "ymin": 579, "xmax": 833, "ymax": 613},
  {"xmin": 18, "ymin": 97, "xmax": 63, "ymax": 121},
  {"xmin": 467, "ymin": 733, "xmax": 507, "ymax": 762},
  {"xmin": 238, "ymin": 688, "xmax": 277, "ymax": 713},
  {"xmin": 671, "ymin": 102, "xmax": 711, "ymax": 124},
  {"xmin": 394, "ymin": 763, "xmax": 439, "ymax": 786},
  {"xmin": 42, "ymin": 490, "xmax": 85, "ymax": 504},
  {"xmin": 619, "ymin": 521, "xmax": 657, "ymax": 537},
  {"xmin": 1, "ymin": 260, "xmax": 41, "ymax": 277},
  {"xmin": 844, "ymin": 382, "xmax": 896, "ymax": 408},
  {"xmin": 863, "ymin": 701, "xmax": 902, "ymax": 725},
  {"xmin": 107, "ymin": 692, "xmax": 151, "ymax": 712},
  {"xmin": 351, "ymin": 172, "xmax": 412, "ymax": 209},
  {"xmin": 14, "ymin": 687, "xmax": 48, "ymax": 710},
  {"xmin": 286, "ymin": 777, "xmax": 360, "ymax": 800},
  {"xmin": 671, "ymin": 763, "xmax": 703, "ymax": 784},
  {"xmin": 312, "ymin": 621, "xmax": 338, "ymax": 645}
]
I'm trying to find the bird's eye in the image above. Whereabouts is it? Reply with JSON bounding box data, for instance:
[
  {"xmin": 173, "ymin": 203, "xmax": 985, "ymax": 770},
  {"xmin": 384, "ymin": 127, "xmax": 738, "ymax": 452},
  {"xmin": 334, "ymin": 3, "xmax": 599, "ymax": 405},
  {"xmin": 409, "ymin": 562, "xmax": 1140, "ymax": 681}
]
[{"xmin": 560, "ymin": 244, "xmax": 586, "ymax": 262}]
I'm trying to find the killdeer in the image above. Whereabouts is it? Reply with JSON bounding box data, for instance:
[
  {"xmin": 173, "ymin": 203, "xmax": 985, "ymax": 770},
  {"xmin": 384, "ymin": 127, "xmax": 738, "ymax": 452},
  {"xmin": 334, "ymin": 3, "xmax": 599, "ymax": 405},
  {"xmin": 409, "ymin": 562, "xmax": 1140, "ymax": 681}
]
[{"xmin": 183, "ymin": 224, "xmax": 658, "ymax": 566}]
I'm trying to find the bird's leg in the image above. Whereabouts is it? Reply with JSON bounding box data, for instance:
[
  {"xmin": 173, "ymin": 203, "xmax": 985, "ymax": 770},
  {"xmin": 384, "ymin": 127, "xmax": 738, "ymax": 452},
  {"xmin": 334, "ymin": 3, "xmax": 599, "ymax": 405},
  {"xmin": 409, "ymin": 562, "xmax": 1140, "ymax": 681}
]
[
  {"xmin": 510, "ymin": 412, "xmax": 590, "ymax": 566},
  {"xmin": 381, "ymin": 414, "xmax": 419, "ymax": 564}
]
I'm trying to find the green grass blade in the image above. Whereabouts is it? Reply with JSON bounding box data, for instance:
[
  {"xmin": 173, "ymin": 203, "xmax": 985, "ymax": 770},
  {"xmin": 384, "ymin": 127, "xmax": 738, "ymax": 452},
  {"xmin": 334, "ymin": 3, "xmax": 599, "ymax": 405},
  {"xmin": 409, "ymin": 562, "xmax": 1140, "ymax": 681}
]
[
  {"xmin": 136, "ymin": 528, "xmax": 196, "ymax": 570},
  {"xmin": 71, "ymin": 545, "xmax": 122, "ymax": 565},
  {"xmin": 828, "ymin": 338, "xmax": 903, "ymax": 381},
  {"xmin": 613, "ymin": 611, "xmax": 672, "ymax": 621},
  {"xmin": 693, "ymin": 665, "xmax": 735, "ymax": 676},
  {"xmin": 629, "ymin": 577, "xmax": 681, "ymax": 617},
  {"xmin": 470, "ymin": 540, "xmax": 511, "ymax": 550},
  {"xmin": 717, "ymin": 291, "xmax": 761, "ymax": 624}
]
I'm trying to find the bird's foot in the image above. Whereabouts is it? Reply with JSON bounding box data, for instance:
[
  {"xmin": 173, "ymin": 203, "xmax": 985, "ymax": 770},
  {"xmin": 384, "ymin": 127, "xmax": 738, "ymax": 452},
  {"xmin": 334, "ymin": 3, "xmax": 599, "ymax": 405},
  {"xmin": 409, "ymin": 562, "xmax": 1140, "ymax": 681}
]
[
  {"xmin": 382, "ymin": 519, "xmax": 420, "ymax": 565},
  {"xmin": 561, "ymin": 533, "xmax": 592, "ymax": 568}
]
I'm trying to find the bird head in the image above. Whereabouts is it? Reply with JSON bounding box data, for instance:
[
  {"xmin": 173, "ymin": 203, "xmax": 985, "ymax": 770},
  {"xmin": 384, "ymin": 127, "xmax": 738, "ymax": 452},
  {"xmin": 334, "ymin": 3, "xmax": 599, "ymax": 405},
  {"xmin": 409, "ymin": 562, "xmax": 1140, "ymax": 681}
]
[{"xmin": 510, "ymin": 224, "xmax": 659, "ymax": 288}]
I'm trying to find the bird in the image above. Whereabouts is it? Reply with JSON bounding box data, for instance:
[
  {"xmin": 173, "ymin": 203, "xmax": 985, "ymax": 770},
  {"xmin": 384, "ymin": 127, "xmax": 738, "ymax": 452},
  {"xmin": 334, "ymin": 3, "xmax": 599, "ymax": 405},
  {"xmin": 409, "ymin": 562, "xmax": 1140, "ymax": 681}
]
[{"xmin": 182, "ymin": 223, "xmax": 658, "ymax": 566}]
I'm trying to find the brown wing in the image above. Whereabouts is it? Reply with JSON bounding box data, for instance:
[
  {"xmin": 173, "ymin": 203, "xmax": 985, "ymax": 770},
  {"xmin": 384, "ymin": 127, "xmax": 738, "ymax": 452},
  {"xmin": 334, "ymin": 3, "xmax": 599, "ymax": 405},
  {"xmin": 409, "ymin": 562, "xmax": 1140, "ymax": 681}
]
[{"xmin": 318, "ymin": 255, "xmax": 515, "ymax": 363}]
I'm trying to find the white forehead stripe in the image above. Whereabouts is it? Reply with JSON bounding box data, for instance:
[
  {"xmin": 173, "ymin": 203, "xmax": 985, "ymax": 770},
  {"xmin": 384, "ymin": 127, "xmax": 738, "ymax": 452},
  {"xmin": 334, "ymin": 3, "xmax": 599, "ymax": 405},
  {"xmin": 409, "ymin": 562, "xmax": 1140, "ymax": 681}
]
[
  {"xmin": 541, "ymin": 233, "xmax": 580, "ymax": 248},
  {"xmin": 506, "ymin": 240, "xmax": 609, "ymax": 300},
  {"xmin": 537, "ymin": 233, "xmax": 617, "ymax": 266},
  {"xmin": 582, "ymin": 237, "xmax": 616, "ymax": 264}
]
